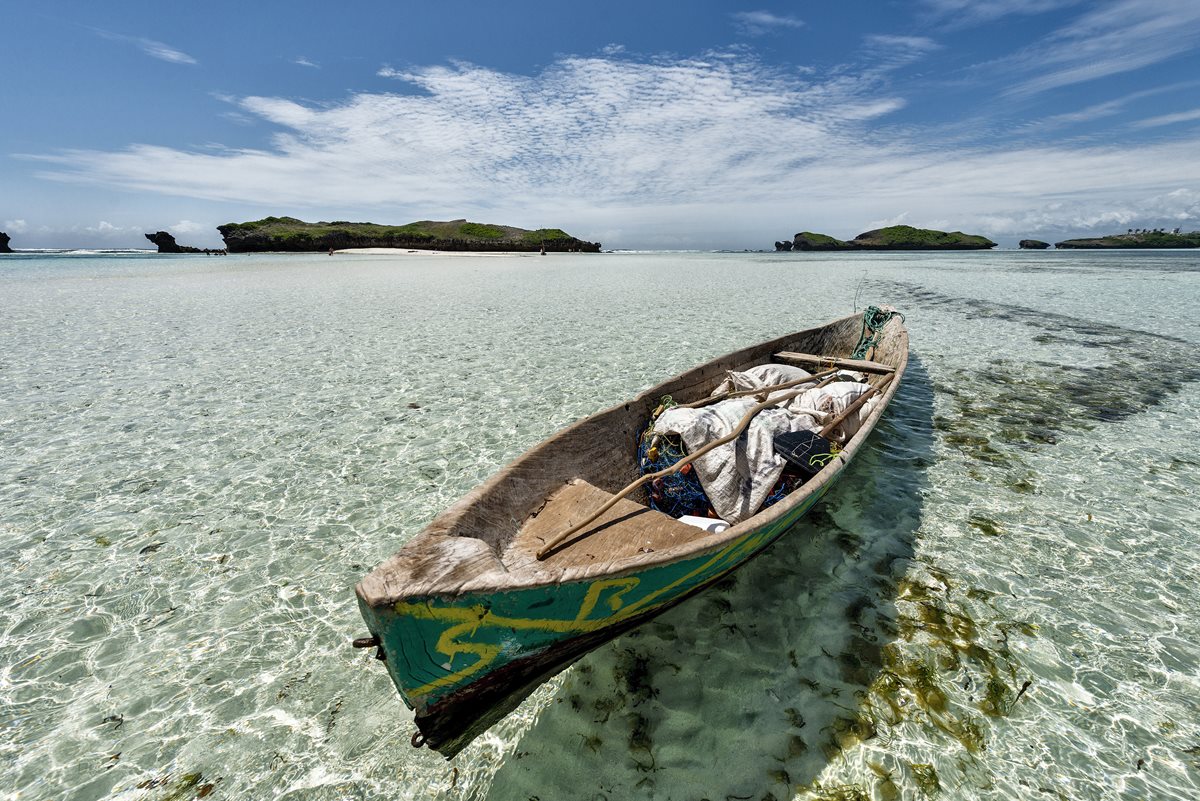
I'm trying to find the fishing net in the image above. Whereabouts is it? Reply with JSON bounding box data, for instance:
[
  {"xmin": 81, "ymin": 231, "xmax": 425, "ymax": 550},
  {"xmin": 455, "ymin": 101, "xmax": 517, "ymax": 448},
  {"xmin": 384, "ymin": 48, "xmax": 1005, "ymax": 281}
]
[{"xmin": 637, "ymin": 396, "xmax": 711, "ymax": 518}]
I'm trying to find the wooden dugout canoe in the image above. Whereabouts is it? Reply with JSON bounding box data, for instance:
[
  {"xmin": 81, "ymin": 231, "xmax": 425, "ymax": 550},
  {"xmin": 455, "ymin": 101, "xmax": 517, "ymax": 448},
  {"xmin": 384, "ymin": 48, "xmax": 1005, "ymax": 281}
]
[{"xmin": 355, "ymin": 310, "xmax": 908, "ymax": 757}]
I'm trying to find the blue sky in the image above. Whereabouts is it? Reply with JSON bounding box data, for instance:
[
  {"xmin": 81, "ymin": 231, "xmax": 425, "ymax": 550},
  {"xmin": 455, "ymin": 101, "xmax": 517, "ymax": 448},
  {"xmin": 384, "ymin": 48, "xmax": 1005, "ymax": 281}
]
[{"xmin": 3, "ymin": 0, "xmax": 1200, "ymax": 249}]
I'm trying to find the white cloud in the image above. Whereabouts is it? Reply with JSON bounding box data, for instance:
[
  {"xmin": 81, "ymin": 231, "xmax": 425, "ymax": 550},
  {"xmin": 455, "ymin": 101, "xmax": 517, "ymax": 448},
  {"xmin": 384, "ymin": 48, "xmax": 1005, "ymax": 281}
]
[
  {"xmin": 732, "ymin": 11, "xmax": 805, "ymax": 36},
  {"xmin": 961, "ymin": 187, "xmax": 1200, "ymax": 236},
  {"xmin": 96, "ymin": 30, "xmax": 197, "ymax": 65},
  {"xmin": 921, "ymin": 0, "xmax": 1082, "ymax": 26},
  {"xmin": 864, "ymin": 34, "xmax": 939, "ymax": 51},
  {"xmin": 4, "ymin": 219, "xmax": 28, "ymax": 233},
  {"xmin": 85, "ymin": 221, "xmax": 125, "ymax": 234},
  {"xmin": 170, "ymin": 219, "xmax": 204, "ymax": 233},
  {"xmin": 293, "ymin": 57, "xmax": 319, "ymax": 69},
  {"xmin": 999, "ymin": 0, "xmax": 1200, "ymax": 96},
  {"xmin": 139, "ymin": 40, "xmax": 198, "ymax": 65},
  {"xmin": 26, "ymin": 51, "xmax": 1200, "ymax": 246},
  {"xmin": 861, "ymin": 34, "xmax": 942, "ymax": 72},
  {"xmin": 865, "ymin": 212, "xmax": 910, "ymax": 229},
  {"xmin": 1016, "ymin": 81, "xmax": 1200, "ymax": 134},
  {"xmin": 1132, "ymin": 107, "xmax": 1200, "ymax": 128}
]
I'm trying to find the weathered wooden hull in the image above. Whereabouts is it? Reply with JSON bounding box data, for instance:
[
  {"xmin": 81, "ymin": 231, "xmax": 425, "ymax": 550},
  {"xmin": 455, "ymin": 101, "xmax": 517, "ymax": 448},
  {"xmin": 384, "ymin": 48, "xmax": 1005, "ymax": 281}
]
[
  {"xmin": 356, "ymin": 310, "xmax": 908, "ymax": 757},
  {"xmin": 356, "ymin": 478, "xmax": 836, "ymax": 755}
]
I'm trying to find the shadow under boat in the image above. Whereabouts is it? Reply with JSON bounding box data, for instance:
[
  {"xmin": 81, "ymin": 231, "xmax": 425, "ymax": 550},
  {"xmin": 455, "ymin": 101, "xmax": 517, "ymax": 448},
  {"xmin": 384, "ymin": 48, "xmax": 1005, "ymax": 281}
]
[{"xmin": 481, "ymin": 355, "xmax": 935, "ymax": 800}]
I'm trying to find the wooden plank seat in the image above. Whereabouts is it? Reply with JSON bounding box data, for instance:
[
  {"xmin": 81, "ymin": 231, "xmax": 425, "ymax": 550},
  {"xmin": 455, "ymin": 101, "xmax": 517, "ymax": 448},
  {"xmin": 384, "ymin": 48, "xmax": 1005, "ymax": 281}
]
[
  {"xmin": 505, "ymin": 479, "xmax": 705, "ymax": 570},
  {"xmin": 773, "ymin": 351, "xmax": 895, "ymax": 375}
]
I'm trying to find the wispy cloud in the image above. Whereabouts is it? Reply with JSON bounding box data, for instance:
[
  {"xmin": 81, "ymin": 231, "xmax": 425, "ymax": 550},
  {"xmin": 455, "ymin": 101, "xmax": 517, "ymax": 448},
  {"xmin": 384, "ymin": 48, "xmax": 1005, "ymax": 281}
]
[
  {"xmin": 862, "ymin": 34, "xmax": 942, "ymax": 71},
  {"xmin": 293, "ymin": 57, "xmax": 319, "ymax": 69},
  {"xmin": 4, "ymin": 218, "xmax": 29, "ymax": 233},
  {"xmin": 1019, "ymin": 81, "xmax": 1200, "ymax": 132},
  {"xmin": 26, "ymin": 50, "xmax": 1200, "ymax": 245},
  {"xmin": 1000, "ymin": 0, "xmax": 1200, "ymax": 96},
  {"xmin": 921, "ymin": 0, "xmax": 1082, "ymax": 27},
  {"xmin": 732, "ymin": 11, "xmax": 805, "ymax": 36},
  {"xmin": 96, "ymin": 29, "xmax": 198, "ymax": 65},
  {"xmin": 1132, "ymin": 107, "xmax": 1200, "ymax": 128}
]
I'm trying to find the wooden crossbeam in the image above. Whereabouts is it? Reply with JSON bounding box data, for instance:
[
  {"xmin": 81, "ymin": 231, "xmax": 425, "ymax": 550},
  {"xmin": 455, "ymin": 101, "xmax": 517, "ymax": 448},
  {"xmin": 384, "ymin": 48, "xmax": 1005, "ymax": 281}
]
[{"xmin": 773, "ymin": 351, "xmax": 895, "ymax": 375}]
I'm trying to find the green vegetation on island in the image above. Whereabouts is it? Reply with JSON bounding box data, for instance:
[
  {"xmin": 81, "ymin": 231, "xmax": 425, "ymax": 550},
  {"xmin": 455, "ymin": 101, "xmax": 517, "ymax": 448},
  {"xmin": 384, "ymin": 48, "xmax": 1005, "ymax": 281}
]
[
  {"xmin": 776, "ymin": 225, "xmax": 996, "ymax": 251},
  {"xmin": 216, "ymin": 217, "xmax": 601, "ymax": 253},
  {"xmin": 1054, "ymin": 229, "xmax": 1200, "ymax": 249}
]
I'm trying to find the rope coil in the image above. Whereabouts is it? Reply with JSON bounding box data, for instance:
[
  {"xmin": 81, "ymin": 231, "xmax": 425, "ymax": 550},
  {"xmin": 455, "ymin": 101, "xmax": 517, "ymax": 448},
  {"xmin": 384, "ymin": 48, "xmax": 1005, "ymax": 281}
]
[{"xmin": 851, "ymin": 305, "xmax": 904, "ymax": 360}]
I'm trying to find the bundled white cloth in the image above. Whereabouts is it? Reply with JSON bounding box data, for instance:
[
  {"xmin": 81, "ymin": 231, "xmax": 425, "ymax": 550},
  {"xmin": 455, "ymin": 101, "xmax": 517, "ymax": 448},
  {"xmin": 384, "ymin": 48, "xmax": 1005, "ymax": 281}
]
[{"xmin": 652, "ymin": 365, "xmax": 878, "ymax": 523}]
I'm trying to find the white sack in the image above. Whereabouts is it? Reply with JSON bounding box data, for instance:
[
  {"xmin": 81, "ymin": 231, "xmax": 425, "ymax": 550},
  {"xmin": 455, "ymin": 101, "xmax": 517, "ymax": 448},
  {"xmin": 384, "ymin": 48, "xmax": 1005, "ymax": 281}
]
[{"xmin": 653, "ymin": 399, "xmax": 821, "ymax": 524}]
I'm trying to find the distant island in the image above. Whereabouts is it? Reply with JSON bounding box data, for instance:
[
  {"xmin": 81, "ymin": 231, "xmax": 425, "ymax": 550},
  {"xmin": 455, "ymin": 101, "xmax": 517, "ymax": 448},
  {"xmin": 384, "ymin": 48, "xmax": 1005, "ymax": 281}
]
[
  {"xmin": 775, "ymin": 225, "xmax": 996, "ymax": 251},
  {"xmin": 1054, "ymin": 229, "xmax": 1200, "ymax": 249},
  {"xmin": 1019, "ymin": 239, "xmax": 1050, "ymax": 249},
  {"xmin": 217, "ymin": 217, "xmax": 601, "ymax": 253}
]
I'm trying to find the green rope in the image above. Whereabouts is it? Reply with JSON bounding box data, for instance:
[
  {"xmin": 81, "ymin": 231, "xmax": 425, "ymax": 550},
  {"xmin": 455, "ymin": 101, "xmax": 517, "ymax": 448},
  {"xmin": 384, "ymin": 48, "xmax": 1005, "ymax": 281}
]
[{"xmin": 851, "ymin": 305, "xmax": 904, "ymax": 359}]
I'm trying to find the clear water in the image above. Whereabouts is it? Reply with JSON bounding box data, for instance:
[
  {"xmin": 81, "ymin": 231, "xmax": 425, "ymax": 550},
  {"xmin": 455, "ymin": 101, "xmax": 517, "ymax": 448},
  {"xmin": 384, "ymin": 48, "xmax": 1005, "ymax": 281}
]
[{"xmin": 1, "ymin": 249, "xmax": 1198, "ymax": 800}]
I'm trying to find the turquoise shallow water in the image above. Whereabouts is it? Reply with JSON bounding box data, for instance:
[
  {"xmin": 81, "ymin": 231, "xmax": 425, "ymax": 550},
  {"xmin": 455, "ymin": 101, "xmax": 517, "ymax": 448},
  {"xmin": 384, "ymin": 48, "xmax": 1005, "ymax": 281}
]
[{"xmin": 1, "ymin": 249, "xmax": 1198, "ymax": 800}]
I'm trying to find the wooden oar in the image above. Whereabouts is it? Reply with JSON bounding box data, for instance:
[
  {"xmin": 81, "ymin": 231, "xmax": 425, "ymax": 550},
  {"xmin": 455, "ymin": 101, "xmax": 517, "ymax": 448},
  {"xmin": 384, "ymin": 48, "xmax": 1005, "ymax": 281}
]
[
  {"xmin": 535, "ymin": 383, "xmax": 815, "ymax": 560},
  {"xmin": 675, "ymin": 368, "xmax": 838, "ymax": 409}
]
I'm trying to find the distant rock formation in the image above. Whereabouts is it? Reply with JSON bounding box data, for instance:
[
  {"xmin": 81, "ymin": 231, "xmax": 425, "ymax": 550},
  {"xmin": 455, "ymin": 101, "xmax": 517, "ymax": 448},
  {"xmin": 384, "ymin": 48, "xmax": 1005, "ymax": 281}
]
[
  {"xmin": 1054, "ymin": 231, "xmax": 1200, "ymax": 249},
  {"xmin": 774, "ymin": 240, "xmax": 793, "ymax": 251},
  {"xmin": 0, "ymin": 232, "xmax": 11, "ymax": 253},
  {"xmin": 217, "ymin": 217, "xmax": 602, "ymax": 253},
  {"xmin": 781, "ymin": 225, "xmax": 996, "ymax": 251},
  {"xmin": 1019, "ymin": 239, "xmax": 1050, "ymax": 249},
  {"xmin": 146, "ymin": 231, "xmax": 206, "ymax": 253},
  {"xmin": 792, "ymin": 232, "xmax": 849, "ymax": 251}
]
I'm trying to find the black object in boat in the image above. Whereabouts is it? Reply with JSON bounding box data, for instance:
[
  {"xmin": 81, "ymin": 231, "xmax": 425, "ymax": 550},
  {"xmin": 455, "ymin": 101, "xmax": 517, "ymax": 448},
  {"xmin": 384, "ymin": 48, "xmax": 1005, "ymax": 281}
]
[{"xmin": 773, "ymin": 430, "xmax": 837, "ymax": 479}]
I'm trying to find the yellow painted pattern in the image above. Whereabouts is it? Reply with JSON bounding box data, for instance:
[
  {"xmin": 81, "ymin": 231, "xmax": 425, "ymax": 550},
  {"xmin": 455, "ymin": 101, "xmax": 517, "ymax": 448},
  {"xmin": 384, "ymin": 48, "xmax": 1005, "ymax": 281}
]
[{"xmin": 395, "ymin": 518, "xmax": 790, "ymax": 698}]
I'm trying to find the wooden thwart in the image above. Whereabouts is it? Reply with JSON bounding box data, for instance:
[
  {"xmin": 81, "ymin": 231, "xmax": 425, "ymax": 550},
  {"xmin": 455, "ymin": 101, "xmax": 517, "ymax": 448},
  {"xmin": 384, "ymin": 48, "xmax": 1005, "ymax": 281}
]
[{"xmin": 774, "ymin": 351, "xmax": 895, "ymax": 375}]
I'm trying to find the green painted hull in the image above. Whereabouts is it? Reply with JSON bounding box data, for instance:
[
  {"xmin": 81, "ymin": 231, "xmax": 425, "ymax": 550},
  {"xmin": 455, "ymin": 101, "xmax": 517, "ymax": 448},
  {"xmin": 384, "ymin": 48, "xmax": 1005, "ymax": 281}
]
[{"xmin": 357, "ymin": 477, "xmax": 835, "ymax": 756}]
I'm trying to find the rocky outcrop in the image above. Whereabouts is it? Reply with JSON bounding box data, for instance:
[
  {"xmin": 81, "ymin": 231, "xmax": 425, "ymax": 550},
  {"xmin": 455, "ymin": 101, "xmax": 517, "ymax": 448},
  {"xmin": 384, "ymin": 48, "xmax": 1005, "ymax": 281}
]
[
  {"xmin": 792, "ymin": 232, "xmax": 849, "ymax": 251},
  {"xmin": 146, "ymin": 231, "xmax": 205, "ymax": 253},
  {"xmin": 774, "ymin": 240, "xmax": 793, "ymax": 251},
  {"xmin": 784, "ymin": 225, "xmax": 996, "ymax": 251},
  {"xmin": 0, "ymin": 232, "xmax": 11, "ymax": 253},
  {"xmin": 217, "ymin": 217, "xmax": 601, "ymax": 254},
  {"xmin": 1019, "ymin": 239, "xmax": 1050, "ymax": 249},
  {"xmin": 1055, "ymin": 231, "xmax": 1200, "ymax": 249}
]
